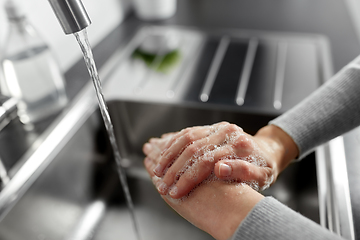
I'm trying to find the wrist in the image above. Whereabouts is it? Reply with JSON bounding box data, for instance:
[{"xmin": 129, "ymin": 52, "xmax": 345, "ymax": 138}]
[
  {"xmin": 254, "ymin": 124, "xmax": 299, "ymax": 173},
  {"xmin": 205, "ymin": 183, "xmax": 264, "ymax": 240}
]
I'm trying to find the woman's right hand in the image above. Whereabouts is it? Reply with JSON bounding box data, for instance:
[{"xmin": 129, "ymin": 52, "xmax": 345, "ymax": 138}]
[{"xmin": 143, "ymin": 122, "xmax": 298, "ymax": 199}]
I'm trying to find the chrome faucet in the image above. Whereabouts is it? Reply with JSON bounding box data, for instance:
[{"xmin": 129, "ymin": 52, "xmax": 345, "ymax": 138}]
[{"xmin": 48, "ymin": 0, "xmax": 91, "ymax": 34}]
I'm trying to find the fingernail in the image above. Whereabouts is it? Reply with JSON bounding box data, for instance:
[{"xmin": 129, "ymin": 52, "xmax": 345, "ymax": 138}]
[
  {"xmin": 219, "ymin": 163, "xmax": 232, "ymax": 177},
  {"xmin": 153, "ymin": 164, "xmax": 162, "ymax": 175},
  {"xmin": 156, "ymin": 181, "xmax": 168, "ymax": 194},
  {"xmin": 160, "ymin": 148, "xmax": 168, "ymax": 156},
  {"xmin": 169, "ymin": 186, "xmax": 178, "ymax": 197}
]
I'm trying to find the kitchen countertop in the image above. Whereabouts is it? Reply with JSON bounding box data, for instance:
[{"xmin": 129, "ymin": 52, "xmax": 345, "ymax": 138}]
[{"xmin": 167, "ymin": 0, "xmax": 360, "ymax": 72}]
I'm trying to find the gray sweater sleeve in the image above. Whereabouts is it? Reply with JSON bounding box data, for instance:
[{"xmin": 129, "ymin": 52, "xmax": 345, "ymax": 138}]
[
  {"xmin": 231, "ymin": 197, "xmax": 344, "ymax": 240},
  {"xmin": 270, "ymin": 55, "xmax": 360, "ymax": 159},
  {"xmin": 231, "ymin": 57, "xmax": 360, "ymax": 240}
]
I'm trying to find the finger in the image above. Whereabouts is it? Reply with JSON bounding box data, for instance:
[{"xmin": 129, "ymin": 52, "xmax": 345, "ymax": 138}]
[
  {"xmin": 143, "ymin": 137, "xmax": 162, "ymax": 155},
  {"xmin": 144, "ymin": 157, "xmax": 165, "ymax": 190},
  {"xmin": 149, "ymin": 136, "xmax": 172, "ymax": 151},
  {"xmin": 144, "ymin": 157, "xmax": 156, "ymax": 177},
  {"xmin": 160, "ymin": 130, "xmax": 230, "ymax": 189},
  {"xmin": 165, "ymin": 143, "xmax": 254, "ymax": 199},
  {"xmin": 143, "ymin": 142, "xmax": 163, "ymax": 162},
  {"xmin": 167, "ymin": 157, "xmax": 214, "ymax": 199},
  {"xmin": 160, "ymin": 124, "xmax": 244, "ymax": 188},
  {"xmin": 214, "ymin": 160, "xmax": 273, "ymax": 189},
  {"xmin": 143, "ymin": 142, "xmax": 154, "ymax": 155},
  {"xmin": 160, "ymin": 144, "xmax": 236, "ymax": 196},
  {"xmin": 143, "ymin": 133, "xmax": 175, "ymax": 154},
  {"xmin": 209, "ymin": 124, "xmax": 254, "ymax": 158},
  {"xmin": 163, "ymin": 126, "xmax": 204, "ymax": 151},
  {"xmin": 149, "ymin": 135, "xmax": 172, "ymax": 147},
  {"xmin": 228, "ymin": 132, "xmax": 257, "ymax": 158},
  {"xmin": 153, "ymin": 126, "xmax": 213, "ymax": 176},
  {"xmin": 161, "ymin": 132, "xmax": 178, "ymax": 139},
  {"xmin": 154, "ymin": 122, "xmax": 233, "ymax": 177}
]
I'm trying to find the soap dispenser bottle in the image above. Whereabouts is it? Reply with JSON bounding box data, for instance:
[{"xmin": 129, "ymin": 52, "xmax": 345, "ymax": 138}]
[{"xmin": 0, "ymin": 0, "xmax": 68, "ymax": 124}]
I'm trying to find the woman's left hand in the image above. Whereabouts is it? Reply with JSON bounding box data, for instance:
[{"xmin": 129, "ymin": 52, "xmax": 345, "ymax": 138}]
[{"xmin": 143, "ymin": 136, "xmax": 264, "ymax": 240}]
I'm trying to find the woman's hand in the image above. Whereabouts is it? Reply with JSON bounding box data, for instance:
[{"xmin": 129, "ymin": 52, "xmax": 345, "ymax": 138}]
[
  {"xmin": 143, "ymin": 122, "xmax": 298, "ymax": 199},
  {"xmin": 143, "ymin": 137, "xmax": 264, "ymax": 240}
]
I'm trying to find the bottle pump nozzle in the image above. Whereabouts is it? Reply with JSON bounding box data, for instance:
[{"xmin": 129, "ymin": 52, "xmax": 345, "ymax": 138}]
[{"xmin": 48, "ymin": 0, "xmax": 91, "ymax": 35}]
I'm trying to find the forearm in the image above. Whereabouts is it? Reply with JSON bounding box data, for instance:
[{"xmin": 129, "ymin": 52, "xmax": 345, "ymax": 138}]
[
  {"xmin": 270, "ymin": 56, "xmax": 360, "ymax": 159},
  {"xmin": 232, "ymin": 197, "xmax": 344, "ymax": 240}
]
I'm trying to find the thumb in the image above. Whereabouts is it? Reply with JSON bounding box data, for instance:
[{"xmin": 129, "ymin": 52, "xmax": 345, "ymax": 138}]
[{"xmin": 214, "ymin": 160, "xmax": 273, "ymax": 190}]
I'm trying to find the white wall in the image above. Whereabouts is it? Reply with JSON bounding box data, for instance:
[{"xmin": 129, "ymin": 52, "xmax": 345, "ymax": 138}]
[{"xmin": 0, "ymin": 0, "xmax": 131, "ymax": 72}]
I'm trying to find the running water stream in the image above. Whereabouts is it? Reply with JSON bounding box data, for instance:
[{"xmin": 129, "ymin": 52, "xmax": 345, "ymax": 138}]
[{"xmin": 74, "ymin": 29, "xmax": 141, "ymax": 240}]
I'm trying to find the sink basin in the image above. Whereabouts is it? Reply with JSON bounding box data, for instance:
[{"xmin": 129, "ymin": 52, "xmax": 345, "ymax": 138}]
[
  {"xmin": 0, "ymin": 101, "xmax": 318, "ymax": 240},
  {"xmin": 107, "ymin": 99, "xmax": 320, "ymax": 225}
]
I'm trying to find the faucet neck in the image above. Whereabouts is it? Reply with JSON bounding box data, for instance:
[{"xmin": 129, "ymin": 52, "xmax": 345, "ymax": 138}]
[{"xmin": 48, "ymin": 0, "xmax": 91, "ymax": 35}]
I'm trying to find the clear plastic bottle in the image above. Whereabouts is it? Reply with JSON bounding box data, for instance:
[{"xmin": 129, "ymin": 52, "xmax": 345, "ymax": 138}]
[{"xmin": 0, "ymin": 0, "xmax": 67, "ymax": 124}]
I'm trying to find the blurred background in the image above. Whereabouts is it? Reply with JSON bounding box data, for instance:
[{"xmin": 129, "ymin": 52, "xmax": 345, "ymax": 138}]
[
  {"xmin": 0, "ymin": 1, "xmax": 359, "ymax": 240},
  {"xmin": 0, "ymin": 0, "xmax": 131, "ymax": 71}
]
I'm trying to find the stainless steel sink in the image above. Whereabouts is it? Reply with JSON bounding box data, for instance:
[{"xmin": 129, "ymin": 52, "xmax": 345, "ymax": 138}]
[
  {"xmin": 0, "ymin": 25, "xmax": 354, "ymax": 240},
  {"xmin": 107, "ymin": 99, "xmax": 320, "ymax": 224},
  {"xmin": 0, "ymin": 108, "xmax": 213, "ymax": 240},
  {"xmin": 0, "ymin": 101, "xmax": 318, "ymax": 240}
]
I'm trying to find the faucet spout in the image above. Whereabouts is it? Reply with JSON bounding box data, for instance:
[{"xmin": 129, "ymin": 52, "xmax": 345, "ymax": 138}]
[{"xmin": 48, "ymin": 0, "xmax": 91, "ymax": 35}]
